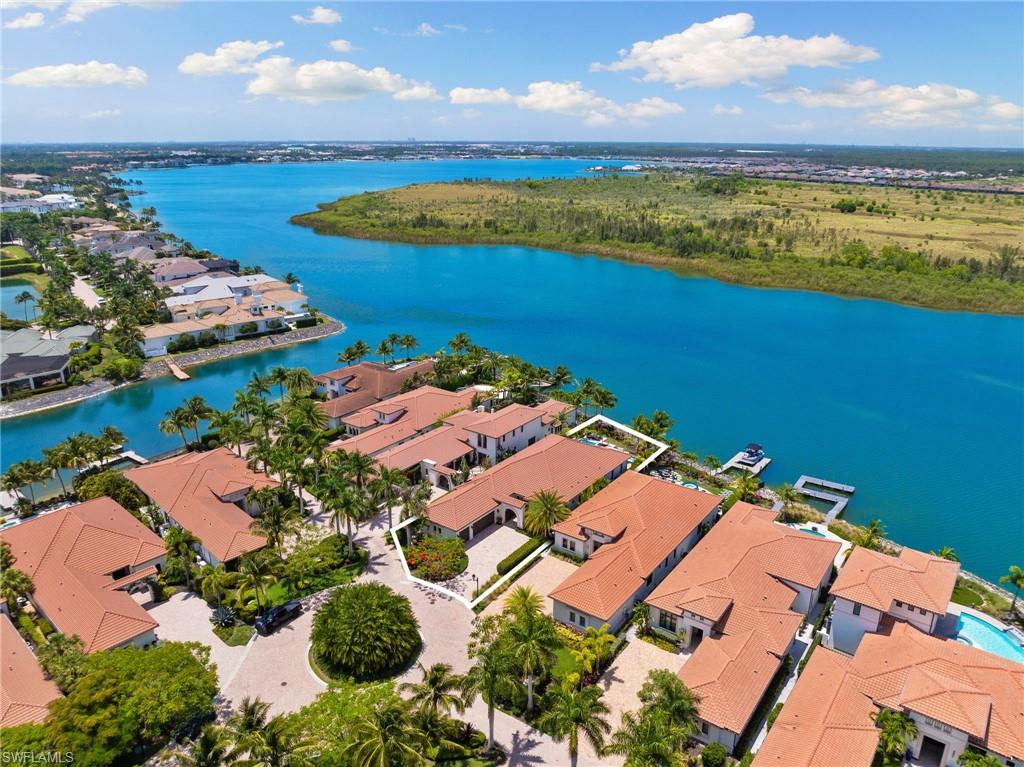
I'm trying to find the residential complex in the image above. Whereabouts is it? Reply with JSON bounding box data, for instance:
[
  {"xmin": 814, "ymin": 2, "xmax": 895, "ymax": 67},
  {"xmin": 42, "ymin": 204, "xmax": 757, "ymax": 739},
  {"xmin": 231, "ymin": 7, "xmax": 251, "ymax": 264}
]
[
  {"xmin": 0, "ymin": 325, "xmax": 97, "ymax": 396},
  {"xmin": 125, "ymin": 448, "xmax": 276, "ymax": 565},
  {"xmin": 0, "ymin": 613, "xmax": 62, "ymax": 728},
  {"xmin": 315, "ymin": 360, "xmax": 436, "ymax": 427}
]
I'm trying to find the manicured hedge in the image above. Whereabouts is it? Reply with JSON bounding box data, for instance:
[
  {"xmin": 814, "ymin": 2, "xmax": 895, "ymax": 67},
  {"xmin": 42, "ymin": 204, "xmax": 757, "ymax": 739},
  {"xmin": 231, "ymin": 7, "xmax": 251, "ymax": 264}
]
[
  {"xmin": 496, "ymin": 536, "xmax": 545, "ymax": 575},
  {"xmin": 294, "ymin": 317, "xmax": 317, "ymax": 328},
  {"xmin": 0, "ymin": 263, "xmax": 44, "ymax": 276}
]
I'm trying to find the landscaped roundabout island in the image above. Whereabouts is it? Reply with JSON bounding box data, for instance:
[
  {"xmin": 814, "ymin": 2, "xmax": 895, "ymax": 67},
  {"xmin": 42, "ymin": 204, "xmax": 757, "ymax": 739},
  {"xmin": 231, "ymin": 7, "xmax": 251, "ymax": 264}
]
[{"xmin": 310, "ymin": 582, "xmax": 422, "ymax": 682}]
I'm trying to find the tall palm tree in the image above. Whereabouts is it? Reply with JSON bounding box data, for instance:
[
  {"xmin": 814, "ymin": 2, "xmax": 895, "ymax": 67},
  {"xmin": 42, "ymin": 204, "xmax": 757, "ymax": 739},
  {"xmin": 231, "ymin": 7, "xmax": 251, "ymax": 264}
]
[
  {"xmin": 200, "ymin": 564, "xmax": 232, "ymax": 610},
  {"xmin": 376, "ymin": 338, "xmax": 394, "ymax": 365},
  {"xmin": 636, "ymin": 669, "xmax": 700, "ymax": 739},
  {"xmin": 42, "ymin": 443, "xmax": 71, "ymax": 498},
  {"xmin": 399, "ymin": 481, "xmax": 432, "ymax": 546},
  {"xmin": 504, "ymin": 585, "xmax": 543, "ymax": 618},
  {"xmin": 581, "ymin": 624, "xmax": 616, "ymax": 676},
  {"xmin": 776, "ymin": 483, "xmax": 800, "ymax": 507},
  {"xmin": 872, "ymin": 709, "xmax": 918, "ymax": 767},
  {"xmin": 14, "ymin": 290, "xmax": 35, "ymax": 321},
  {"xmin": 344, "ymin": 450, "xmax": 378, "ymax": 492},
  {"xmin": 249, "ymin": 489, "xmax": 300, "ymax": 554},
  {"xmin": 371, "ymin": 466, "xmax": 408, "ymax": 531},
  {"xmin": 732, "ymin": 471, "xmax": 760, "ymax": 503},
  {"xmin": 704, "ymin": 455, "xmax": 722, "ymax": 474},
  {"xmin": 537, "ymin": 681, "xmax": 611, "ymax": 767},
  {"xmin": 341, "ymin": 699, "xmax": 428, "ymax": 767},
  {"xmin": 999, "ymin": 564, "xmax": 1024, "ymax": 613},
  {"xmin": 856, "ymin": 519, "xmax": 886, "ymax": 551},
  {"xmin": 508, "ymin": 609, "xmax": 558, "ymax": 712},
  {"xmin": 399, "ymin": 334, "xmax": 418, "ymax": 360},
  {"xmin": 463, "ymin": 634, "xmax": 517, "ymax": 753},
  {"xmin": 0, "ymin": 567, "xmax": 34, "ymax": 611},
  {"xmin": 160, "ymin": 407, "xmax": 192, "ymax": 450},
  {"xmin": 448, "ymin": 332, "xmax": 471, "ymax": 356},
  {"xmin": 18, "ymin": 459, "xmax": 49, "ymax": 507},
  {"xmin": 399, "ymin": 662, "xmax": 467, "ymax": 716},
  {"xmin": 233, "ymin": 390, "xmax": 261, "ymax": 426},
  {"xmin": 347, "ymin": 339, "xmax": 370, "ymax": 364},
  {"xmin": 239, "ymin": 712, "xmax": 312, "ymax": 766},
  {"xmin": 523, "ymin": 489, "xmax": 569, "ymax": 537},
  {"xmin": 165, "ymin": 526, "xmax": 199, "ymax": 590},
  {"xmin": 322, "ymin": 483, "xmax": 366, "ymax": 558},
  {"xmin": 606, "ymin": 708, "xmax": 687, "ymax": 767},
  {"xmin": 268, "ymin": 365, "xmax": 290, "ymax": 399},
  {"xmin": 228, "ymin": 697, "xmax": 271, "ymax": 746},
  {"xmin": 236, "ymin": 552, "xmax": 278, "ymax": 616},
  {"xmin": 183, "ymin": 395, "xmax": 211, "ymax": 443},
  {"xmin": 247, "ymin": 373, "xmax": 272, "ymax": 399},
  {"xmin": 284, "ymin": 367, "xmax": 316, "ymax": 395}
]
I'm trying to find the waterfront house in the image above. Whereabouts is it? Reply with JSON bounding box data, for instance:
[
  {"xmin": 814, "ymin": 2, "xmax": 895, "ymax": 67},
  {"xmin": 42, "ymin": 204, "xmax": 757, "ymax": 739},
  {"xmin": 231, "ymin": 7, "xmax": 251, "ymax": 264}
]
[
  {"xmin": 644, "ymin": 502, "xmax": 841, "ymax": 752},
  {"xmin": 138, "ymin": 307, "xmax": 288, "ymax": 357},
  {"xmin": 548, "ymin": 471, "xmax": 722, "ymax": 632},
  {"xmin": 752, "ymin": 622, "xmax": 1024, "ymax": 767},
  {"xmin": 0, "ymin": 498, "xmax": 166, "ymax": 653},
  {"xmin": 126, "ymin": 448, "xmax": 275, "ymax": 566},
  {"xmin": 828, "ymin": 546, "xmax": 959, "ymax": 655},
  {"xmin": 314, "ymin": 360, "xmax": 436, "ymax": 428},
  {"xmin": 165, "ymin": 274, "xmax": 307, "ymax": 317},
  {"xmin": 0, "ymin": 613, "xmax": 62, "ymax": 728},
  {"xmin": 424, "ymin": 434, "xmax": 628, "ymax": 540},
  {"xmin": 0, "ymin": 325, "xmax": 95, "ymax": 396},
  {"xmin": 453, "ymin": 403, "xmax": 552, "ymax": 465},
  {"xmin": 149, "ymin": 256, "xmax": 208, "ymax": 284}
]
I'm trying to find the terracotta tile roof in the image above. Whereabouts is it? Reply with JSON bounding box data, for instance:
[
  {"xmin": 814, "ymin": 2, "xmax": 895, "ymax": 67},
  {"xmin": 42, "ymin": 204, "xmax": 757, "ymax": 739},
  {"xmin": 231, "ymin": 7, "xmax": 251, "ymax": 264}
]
[
  {"xmin": 533, "ymin": 398, "xmax": 575, "ymax": 425},
  {"xmin": 754, "ymin": 623, "xmax": 1024, "ymax": 767},
  {"xmin": 463, "ymin": 404, "xmax": 543, "ymax": 438},
  {"xmin": 329, "ymin": 420, "xmax": 421, "ymax": 456},
  {"xmin": 0, "ymin": 498, "xmax": 164, "ymax": 653},
  {"xmin": 751, "ymin": 647, "xmax": 880, "ymax": 767},
  {"xmin": 0, "ymin": 613, "xmax": 62, "ymax": 727},
  {"xmin": 549, "ymin": 472, "xmax": 721, "ymax": 621},
  {"xmin": 427, "ymin": 435, "xmax": 628, "ymax": 533},
  {"xmin": 341, "ymin": 410, "xmax": 380, "ymax": 429},
  {"xmin": 679, "ymin": 629, "xmax": 786, "ymax": 734},
  {"xmin": 339, "ymin": 385, "xmax": 477, "ymax": 433},
  {"xmin": 830, "ymin": 547, "xmax": 959, "ymax": 614},
  {"xmin": 315, "ymin": 361, "xmax": 435, "ymax": 419},
  {"xmin": 376, "ymin": 424, "xmax": 476, "ymax": 473},
  {"xmin": 126, "ymin": 448, "xmax": 275, "ymax": 563}
]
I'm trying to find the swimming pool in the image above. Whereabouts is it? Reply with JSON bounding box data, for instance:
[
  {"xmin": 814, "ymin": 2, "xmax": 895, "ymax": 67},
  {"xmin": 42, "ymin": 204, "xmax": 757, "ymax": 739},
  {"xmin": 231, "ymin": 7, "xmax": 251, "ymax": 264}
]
[
  {"xmin": 955, "ymin": 612, "xmax": 1024, "ymax": 664},
  {"xmin": 799, "ymin": 527, "xmax": 826, "ymax": 537}
]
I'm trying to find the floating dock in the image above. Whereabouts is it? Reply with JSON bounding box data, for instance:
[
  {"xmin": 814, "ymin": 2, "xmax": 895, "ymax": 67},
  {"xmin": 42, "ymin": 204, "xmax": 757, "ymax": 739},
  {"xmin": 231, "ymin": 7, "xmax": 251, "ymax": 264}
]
[
  {"xmin": 794, "ymin": 475, "xmax": 856, "ymax": 522},
  {"xmin": 719, "ymin": 451, "xmax": 772, "ymax": 477},
  {"xmin": 166, "ymin": 360, "xmax": 190, "ymax": 380}
]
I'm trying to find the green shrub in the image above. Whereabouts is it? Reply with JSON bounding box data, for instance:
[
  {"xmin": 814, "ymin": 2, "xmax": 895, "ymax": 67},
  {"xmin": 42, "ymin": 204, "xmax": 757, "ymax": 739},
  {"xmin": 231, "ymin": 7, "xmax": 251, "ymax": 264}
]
[
  {"xmin": 295, "ymin": 317, "xmax": 317, "ymax": 328},
  {"xmin": 701, "ymin": 742, "xmax": 728, "ymax": 767},
  {"xmin": 766, "ymin": 702, "xmax": 783, "ymax": 731},
  {"xmin": 196, "ymin": 331, "xmax": 219, "ymax": 348},
  {"xmin": 311, "ymin": 582, "xmax": 420, "ymax": 681},
  {"xmin": 405, "ymin": 535, "xmax": 467, "ymax": 581},
  {"xmin": 75, "ymin": 469, "xmax": 148, "ymax": 512},
  {"xmin": 166, "ymin": 334, "xmax": 198, "ymax": 353},
  {"xmin": 496, "ymin": 536, "xmax": 545, "ymax": 575},
  {"xmin": 238, "ymin": 321, "xmax": 258, "ymax": 335}
]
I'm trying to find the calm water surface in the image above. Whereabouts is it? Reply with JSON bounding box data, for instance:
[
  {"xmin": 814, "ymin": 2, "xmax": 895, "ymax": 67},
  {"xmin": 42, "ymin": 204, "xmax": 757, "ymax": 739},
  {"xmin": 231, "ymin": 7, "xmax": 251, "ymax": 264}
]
[
  {"xmin": 2, "ymin": 159, "xmax": 1021, "ymax": 581},
  {"xmin": 1, "ymin": 279, "xmax": 39, "ymax": 320}
]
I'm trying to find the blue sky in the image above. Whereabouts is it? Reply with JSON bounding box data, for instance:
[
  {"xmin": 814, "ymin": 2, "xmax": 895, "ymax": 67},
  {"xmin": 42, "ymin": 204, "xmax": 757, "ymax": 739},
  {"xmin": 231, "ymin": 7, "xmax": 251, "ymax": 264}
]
[{"xmin": 2, "ymin": 1, "xmax": 1021, "ymax": 146}]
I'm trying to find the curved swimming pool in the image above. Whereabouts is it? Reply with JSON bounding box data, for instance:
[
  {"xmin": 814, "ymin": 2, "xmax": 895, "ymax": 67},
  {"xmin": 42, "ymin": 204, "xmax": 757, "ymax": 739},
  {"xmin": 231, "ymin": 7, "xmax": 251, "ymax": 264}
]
[{"xmin": 955, "ymin": 612, "xmax": 1024, "ymax": 664}]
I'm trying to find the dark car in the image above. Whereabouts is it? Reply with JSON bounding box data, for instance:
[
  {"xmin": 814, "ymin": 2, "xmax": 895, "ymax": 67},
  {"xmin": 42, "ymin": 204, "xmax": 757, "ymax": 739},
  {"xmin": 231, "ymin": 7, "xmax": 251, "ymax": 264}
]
[{"xmin": 254, "ymin": 600, "xmax": 302, "ymax": 635}]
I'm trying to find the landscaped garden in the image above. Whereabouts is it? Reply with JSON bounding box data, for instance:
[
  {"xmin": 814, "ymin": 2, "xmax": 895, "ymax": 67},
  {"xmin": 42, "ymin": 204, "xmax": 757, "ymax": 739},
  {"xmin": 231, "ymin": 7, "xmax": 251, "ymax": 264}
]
[{"xmin": 405, "ymin": 534, "xmax": 468, "ymax": 582}]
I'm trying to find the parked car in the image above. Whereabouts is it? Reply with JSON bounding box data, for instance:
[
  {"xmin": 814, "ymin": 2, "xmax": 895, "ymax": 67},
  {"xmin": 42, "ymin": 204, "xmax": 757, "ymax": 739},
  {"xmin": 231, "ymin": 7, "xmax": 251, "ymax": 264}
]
[{"xmin": 254, "ymin": 600, "xmax": 302, "ymax": 635}]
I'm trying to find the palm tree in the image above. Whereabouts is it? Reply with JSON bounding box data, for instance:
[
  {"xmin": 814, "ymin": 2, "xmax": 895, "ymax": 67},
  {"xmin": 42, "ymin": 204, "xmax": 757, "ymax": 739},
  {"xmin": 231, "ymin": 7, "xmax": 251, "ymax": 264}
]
[
  {"xmin": 236, "ymin": 552, "xmax": 278, "ymax": 616},
  {"xmin": 268, "ymin": 365, "xmax": 289, "ymax": 399},
  {"xmin": 400, "ymin": 481, "xmax": 433, "ymax": 546},
  {"xmin": 233, "ymin": 390, "xmax": 261, "ymax": 426},
  {"xmin": 606, "ymin": 708, "xmax": 687, "ymax": 767},
  {"xmin": 872, "ymin": 709, "xmax": 918, "ymax": 767},
  {"xmin": 160, "ymin": 407, "xmax": 192, "ymax": 450},
  {"xmin": 592, "ymin": 386, "xmax": 617, "ymax": 414},
  {"xmin": 247, "ymin": 372, "xmax": 272, "ymax": 399},
  {"xmin": 376, "ymin": 338, "xmax": 394, "ymax": 365},
  {"xmin": 228, "ymin": 697, "xmax": 271, "ymax": 746},
  {"xmin": 399, "ymin": 662, "xmax": 467, "ymax": 716},
  {"xmin": 17, "ymin": 459, "xmax": 49, "ymax": 507},
  {"xmin": 200, "ymin": 564, "xmax": 232, "ymax": 610},
  {"xmin": 282, "ymin": 272, "xmax": 299, "ymax": 286},
  {"xmin": 165, "ymin": 527, "xmax": 199, "ymax": 590},
  {"xmin": 732, "ymin": 471, "xmax": 760, "ymax": 503},
  {"xmin": 537, "ymin": 681, "xmax": 611, "ymax": 767},
  {"xmin": 508, "ymin": 609, "xmax": 558, "ymax": 712},
  {"xmin": 183, "ymin": 395, "xmax": 211, "ymax": 443},
  {"xmin": 249, "ymin": 489, "xmax": 300, "ymax": 554},
  {"xmin": 399, "ymin": 334, "xmax": 418, "ymax": 360},
  {"xmin": 463, "ymin": 635, "xmax": 517, "ymax": 753},
  {"xmin": 704, "ymin": 455, "xmax": 722, "ymax": 474},
  {"xmin": 856, "ymin": 519, "xmax": 886, "ymax": 551},
  {"xmin": 523, "ymin": 489, "xmax": 569, "ymax": 537},
  {"xmin": 776, "ymin": 483, "xmax": 799, "ymax": 507},
  {"xmin": 42, "ymin": 443, "xmax": 71, "ymax": 497},
  {"xmin": 0, "ymin": 465, "xmax": 26, "ymax": 509},
  {"xmin": 504, "ymin": 585, "xmax": 543, "ymax": 618},
  {"xmin": 14, "ymin": 290, "xmax": 35, "ymax": 321},
  {"xmin": 341, "ymin": 699, "xmax": 428, "ymax": 767},
  {"xmin": 999, "ymin": 564, "xmax": 1024, "ymax": 613},
  {"xmin": 239, "ymin": 712, "xmax": 311, "ymax": 766},
  {"xmin": 0, "ymin": 567, "xmax": 34, "ymax": 611},
  {"xmin": 448, "ymin": 332, "xmax": 471, "ymax": 356},
  {"xmin": 344, "ymin": 450, "xmax": 378, "ymax": 492},
  {"xmin": 180, "ymin": 724, "xmax": 237, "ymax": 767},
  {"xmin": 930, "ymin": 546, "xmax": 960, "ymax": 562},
  {"xmin": 581, "ymin": 624, "xmax": 616, "ymax": 676},
  {"xmin": 284, "ymin": 367, "xmax": 316, "ymax": 395},
  {"xmin": 371, "ymin": 466, "xmax": 408, "ymax": 531},
  {"xmin": 348, "ymin": 339, "xmax": 370, "ymax": 364},
  {"xmin": 322, "ymin": 483, "xmax": 366, "ymax": 559},
  {"xmin": 636, "ymin": 669, "xmax": 700, "ymax": 739}
]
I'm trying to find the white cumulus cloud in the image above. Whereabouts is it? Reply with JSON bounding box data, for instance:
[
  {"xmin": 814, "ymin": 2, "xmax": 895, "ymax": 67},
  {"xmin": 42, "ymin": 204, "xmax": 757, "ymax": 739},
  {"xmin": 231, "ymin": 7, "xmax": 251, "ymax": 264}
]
[
  {"xmin": 328, "ymin": 39, "xmax": 353, "ymax": 53},
  {"xmin": 449, "ymin": 86, "xmax": 514, "ymax": 104},
  {"xmin": 712, "ymin": 104, "xmax": 743, "ymax": 116},
  {"xmin": 61, "ymin": 0, "xmax": 176, "ymax": 24},
  {"xmin": 6, "ymin": 60, "xmax": 147, "ymax": 88},
  {"xmin": 988, "ymin": 101, "xmax": 1024, "ymax": 122},
  {"xmin": 411, "ymin": 22, "xmax": 440, "ymax": 37},
  {"xmin": 291, "ymin": 5, "xmax": 341, "ymax": 25},
  {"xmin": 4, "ymin": 11, "xmax": 45, "ymax": 28},
  {"xmin": 592, "ymin": 13, "xmax": 878, "ymax": 89},
  {"xmin": 83, "ymin": 108, "xmax": 121, "ymax": 119},
  {"xmin": 246, "ymin": 57, "xmax": 438, "ymax": 104},
  {"xmin": 178, "ymin": 40, "xmax": 284, "ymax": 76}
]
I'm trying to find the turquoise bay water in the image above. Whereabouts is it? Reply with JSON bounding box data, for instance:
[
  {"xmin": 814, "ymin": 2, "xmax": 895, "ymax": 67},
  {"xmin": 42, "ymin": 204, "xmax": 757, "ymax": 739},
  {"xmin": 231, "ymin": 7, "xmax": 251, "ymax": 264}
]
[{"xmin": 1, "ymin": 159, "xmax": 1021, "ymax": 581}]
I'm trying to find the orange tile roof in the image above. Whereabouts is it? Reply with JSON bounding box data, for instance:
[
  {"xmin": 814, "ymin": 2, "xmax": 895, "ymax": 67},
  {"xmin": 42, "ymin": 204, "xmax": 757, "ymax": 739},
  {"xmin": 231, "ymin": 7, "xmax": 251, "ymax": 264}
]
[
  {"xmin": 0, "ymin": 613, "xmax": 62, "ymax": 727},
  {"xmin": 754, "ymin": 623, "xmax": 1024, "ymax": 767},
  {"xmin": 315, "ymin": 361, "xmax": 435, "ymax": 419},
  {"xmin": 376, "ymin": 424, "xmax": 476, "ymax": 473},
  {"xmin": 126, "ymin": 448, "xmax": 274, "ymax": 563},
  {"xmin": 751, "ymin": 647, "xmax": 881, "ymax": 767},
  {"xmin": 329, "ymin": 420, "xmax": 421, "ymax": 456},
  {"xmin": 339, "ymin": 385, "xmax": 478, "ymax": 434},
  {"xmin": 463, "ymin": 403, "xmax": 543, "ymax": 438},
  {"xmin": 427, "ymin": 435, "xmax": 628, "ymax": 533},
  {"xmin": 830, "ymin": 547, "xmax": 959, "ymax": 614},
  {"xmin": 679, "ymin": 629, "xmax": 786, "ymax": 734},
  {"xmin": 533, "ymin": 398, "xmax": 575, "ymax": 425},
  {"xmin": 549, "ymin": 472, "xmax": 722, "ymax": 621},
  {"xmin": 0, "ymin": 498, "xmax": 164, "ymax": 653}
]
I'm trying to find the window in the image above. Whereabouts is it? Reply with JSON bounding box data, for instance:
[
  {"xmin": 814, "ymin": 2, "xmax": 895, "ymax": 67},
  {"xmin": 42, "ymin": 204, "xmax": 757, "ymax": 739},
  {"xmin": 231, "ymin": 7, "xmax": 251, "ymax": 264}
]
[
  {"xmin": 852, "ymin": 603, "xmax": 862, "ymax": 616},
  {"xmin": 578, "ymin": 614, "xmax": 586, "ymax": 627},
  {"xmin": 564, "ymin": 538, "xmax": 576, "ymax": 552},
  {"xmin": 659, "ymin": 612, "xmax": 677, "ymax": 632},
  {"xmin": 476, "ymin": 433, "xmax": 487, "ymax": 448},
  {"xmin": 919, "ymin": 607, "xmax": 927, "ymax": 615},
  {"xmin": 569, "ymin": 611, "xmax": 576, "ymax": 623},
  {"xmin": 645, "ymin": 574, "xmax": 653, "ymax": 586},
  {"xmin": 895, "ymin": 600, "xmax": 903, "ymax": 608},
  {"xmin": 700, "ymin": 721, "xmax": 709, "ymax": 735}
]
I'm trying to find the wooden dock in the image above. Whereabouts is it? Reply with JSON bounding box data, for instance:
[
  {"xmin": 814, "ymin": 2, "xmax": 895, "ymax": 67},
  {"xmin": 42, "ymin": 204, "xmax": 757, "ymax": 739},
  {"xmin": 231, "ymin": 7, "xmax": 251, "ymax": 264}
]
[
  {"xmin": 166, "ymin": 360, "xmax": 190, "ymax": 380},
  {"xmin": 795, "ymin": 475, "xmax": 856, "ymax": 522},
  {"xmin": 719, "ymin": 451, "xmax": 772, "ymax": 477}
]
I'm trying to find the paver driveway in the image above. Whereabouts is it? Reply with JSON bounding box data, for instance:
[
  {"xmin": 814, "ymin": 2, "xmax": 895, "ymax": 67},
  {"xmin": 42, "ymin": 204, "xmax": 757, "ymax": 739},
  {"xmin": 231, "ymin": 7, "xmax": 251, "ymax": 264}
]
[
  {"xmin": 481, "ymin": 553, "xmax": 579, "ymax": 619},
  {"xmin": 598, "ymin": 636, "xmax": 686, "ymax": 726},
  {"xmin": 149, "ymin": 591, "xmax": 251, "ymax": 689},
  {"xmin": 444, "ymin": 523, "xmax": 532, "ymax": 596}
]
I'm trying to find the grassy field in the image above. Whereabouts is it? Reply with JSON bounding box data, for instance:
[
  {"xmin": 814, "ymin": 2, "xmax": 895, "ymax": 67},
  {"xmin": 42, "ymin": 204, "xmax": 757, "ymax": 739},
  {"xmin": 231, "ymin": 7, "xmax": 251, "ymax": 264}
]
[
  {"xmin": 1, "ymin": 244, "xmax": 49, "ymax": 292},
  {"xmin": 292, "ymin": 174, "xmax": 1024, "ymax": 314}
]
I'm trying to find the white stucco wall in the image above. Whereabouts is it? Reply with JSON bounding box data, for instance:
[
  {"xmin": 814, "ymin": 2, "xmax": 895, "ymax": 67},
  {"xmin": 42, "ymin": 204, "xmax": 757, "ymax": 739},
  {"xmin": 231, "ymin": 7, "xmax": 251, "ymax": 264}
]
[{"xmin": 830, "ymin": 596, "xmax": 882, "ymax": 654}]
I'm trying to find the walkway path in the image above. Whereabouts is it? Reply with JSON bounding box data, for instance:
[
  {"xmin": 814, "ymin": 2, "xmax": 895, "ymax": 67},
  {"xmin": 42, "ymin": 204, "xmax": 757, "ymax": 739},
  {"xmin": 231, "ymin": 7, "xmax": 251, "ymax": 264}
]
[{"xmin": 71, "ymin": 274, "xmax": 104, "ymax": 309}]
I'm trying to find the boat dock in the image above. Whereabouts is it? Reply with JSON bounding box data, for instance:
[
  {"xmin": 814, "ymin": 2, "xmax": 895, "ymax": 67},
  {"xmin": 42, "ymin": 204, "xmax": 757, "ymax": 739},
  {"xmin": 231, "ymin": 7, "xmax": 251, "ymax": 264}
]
[
  {"xmin": 166, "ymin": 360, "xmax": 190, "ymax": 380},
  {"xmin": 794, "ymin": 475, "xmax": 856, "ymax": 522},
  {"xmin": 718, "ymin": 444, "xmax": 772, "ymax": 477}
]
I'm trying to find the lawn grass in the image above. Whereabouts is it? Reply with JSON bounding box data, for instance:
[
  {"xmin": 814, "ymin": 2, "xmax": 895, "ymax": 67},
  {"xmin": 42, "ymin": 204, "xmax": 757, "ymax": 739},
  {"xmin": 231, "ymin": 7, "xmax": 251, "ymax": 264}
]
[
  {"xmin": 551, "ymin": 644, "xmax": 581, "ymax": 681},
  {"xmin": 293, "ymin": 175, "xmax": 1024, "ymax": 314},
  {"xmin": 212, "ymin": 624, "xmax": 255, "ymax": 646},
  {"xmin": 1, "ymin": 246, "xmax": 49, "ymax": 292},
  {"xmin": 951, "ymin": 577, "xmax": 1011, "ymax": 618}
]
